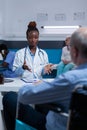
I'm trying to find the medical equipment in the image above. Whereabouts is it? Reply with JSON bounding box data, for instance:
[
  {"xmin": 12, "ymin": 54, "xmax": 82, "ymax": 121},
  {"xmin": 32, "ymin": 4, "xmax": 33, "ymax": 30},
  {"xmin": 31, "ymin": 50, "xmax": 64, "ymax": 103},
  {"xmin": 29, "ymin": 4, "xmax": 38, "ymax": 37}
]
[
  {"xmin": 23, "ymin": 46, "xmax": 46, "ymax": 79},
  {"xmin": 38, "ymin": 49, "xmax": 46, "ymax": 62},
  {"xmin": 24, "ymin": 46, "xmax": 45, "ymax": 62}
]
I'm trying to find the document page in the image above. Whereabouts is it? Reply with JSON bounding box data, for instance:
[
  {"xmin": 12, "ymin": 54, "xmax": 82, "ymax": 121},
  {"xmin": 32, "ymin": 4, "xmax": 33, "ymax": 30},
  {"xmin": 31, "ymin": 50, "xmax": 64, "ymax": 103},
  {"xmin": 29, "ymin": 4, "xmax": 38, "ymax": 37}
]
[{"xmin": 21, "ymin": 78, "xmax": 40, "ymax": 83}]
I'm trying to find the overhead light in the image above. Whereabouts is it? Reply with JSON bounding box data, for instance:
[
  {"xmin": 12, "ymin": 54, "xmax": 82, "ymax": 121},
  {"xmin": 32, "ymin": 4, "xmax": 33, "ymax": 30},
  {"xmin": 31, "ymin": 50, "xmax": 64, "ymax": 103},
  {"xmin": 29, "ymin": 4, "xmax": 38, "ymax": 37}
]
[
  {"xmin": 40, "ymin": 25, "xmax": 81, "ymax": 37},
  {"xmin": 41, "ymin": 25, "xmax": 80, "ymax": 29}
]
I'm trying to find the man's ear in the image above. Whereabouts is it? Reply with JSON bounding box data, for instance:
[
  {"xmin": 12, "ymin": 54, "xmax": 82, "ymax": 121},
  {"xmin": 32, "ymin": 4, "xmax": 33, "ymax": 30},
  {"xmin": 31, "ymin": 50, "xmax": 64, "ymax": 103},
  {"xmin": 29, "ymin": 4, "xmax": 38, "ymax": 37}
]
[
  {"xmin": 74, "ymin": 47, "xmax": 79, "ymax": 58},
  {"xmin": 26, "ymin": 36, "xmax": 28, "ymax": 40}
]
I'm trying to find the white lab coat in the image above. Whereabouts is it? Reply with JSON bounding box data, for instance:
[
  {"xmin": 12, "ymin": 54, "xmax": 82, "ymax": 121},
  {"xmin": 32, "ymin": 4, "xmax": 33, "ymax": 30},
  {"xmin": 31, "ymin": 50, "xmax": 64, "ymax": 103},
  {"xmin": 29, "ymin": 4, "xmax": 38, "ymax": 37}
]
[
  {"xmin": 61, "ymin": 46, "xmax": 71, "ymax": 61},
  {"xmin": 13, "ymin": 46, "xmax": 49, "ymax": 78},
  {"xmin": 0, "ymin": 53, "xmax": 3, "ymax": 60}
]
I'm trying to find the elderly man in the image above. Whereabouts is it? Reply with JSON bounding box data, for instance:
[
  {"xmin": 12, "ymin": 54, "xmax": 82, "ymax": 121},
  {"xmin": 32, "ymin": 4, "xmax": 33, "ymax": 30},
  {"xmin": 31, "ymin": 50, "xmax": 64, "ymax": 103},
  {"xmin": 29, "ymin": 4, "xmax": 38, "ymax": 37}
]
[{"xmin": 3, "ymin": 27, "xmax": 87, "ymax": 130}]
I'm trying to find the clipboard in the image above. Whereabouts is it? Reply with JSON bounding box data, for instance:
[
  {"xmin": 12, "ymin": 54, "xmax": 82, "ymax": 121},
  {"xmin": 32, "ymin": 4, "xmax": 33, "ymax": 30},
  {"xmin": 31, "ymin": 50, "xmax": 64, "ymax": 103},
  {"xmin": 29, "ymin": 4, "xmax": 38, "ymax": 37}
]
[
  {"xmin": 21, "ymin": 78, "xmax": 40, "ymax": 83},
  {"xmin": 4, "ymin": 78, "xmax": 14, "ymax": 83}
]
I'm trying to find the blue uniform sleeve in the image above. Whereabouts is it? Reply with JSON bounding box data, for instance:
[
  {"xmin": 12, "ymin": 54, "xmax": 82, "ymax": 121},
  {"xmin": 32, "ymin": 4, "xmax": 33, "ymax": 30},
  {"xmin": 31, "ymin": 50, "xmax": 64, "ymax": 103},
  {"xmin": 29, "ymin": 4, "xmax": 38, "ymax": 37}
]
[
  {"xmin": 4, "ymin": 51, "xmax": 15, "ymax": 64},
  {"xmin": 14, "ymin": 67, "xmax": 25, "ymax": 76}
]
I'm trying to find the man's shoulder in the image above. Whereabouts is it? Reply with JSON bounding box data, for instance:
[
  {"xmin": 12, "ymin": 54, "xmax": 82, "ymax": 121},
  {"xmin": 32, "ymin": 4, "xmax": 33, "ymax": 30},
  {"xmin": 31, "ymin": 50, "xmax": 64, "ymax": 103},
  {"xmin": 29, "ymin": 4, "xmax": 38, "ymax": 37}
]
[{"xmin": 64, "ymin": 67, "xmax": 87, "ymax": 83}]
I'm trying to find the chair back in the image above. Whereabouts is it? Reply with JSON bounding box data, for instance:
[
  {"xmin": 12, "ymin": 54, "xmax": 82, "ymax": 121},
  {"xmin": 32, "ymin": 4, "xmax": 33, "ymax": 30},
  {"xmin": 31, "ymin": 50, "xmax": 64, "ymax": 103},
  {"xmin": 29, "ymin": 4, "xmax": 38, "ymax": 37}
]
[{"xmin": 67, "ymin": 85, "xmax": 87, "ymax": 130}]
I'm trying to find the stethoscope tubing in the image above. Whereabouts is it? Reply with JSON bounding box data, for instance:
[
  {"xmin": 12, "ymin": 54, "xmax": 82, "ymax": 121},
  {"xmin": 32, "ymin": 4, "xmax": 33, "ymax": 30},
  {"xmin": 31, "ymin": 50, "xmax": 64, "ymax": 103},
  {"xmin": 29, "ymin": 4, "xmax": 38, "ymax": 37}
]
[{"xmin": 24, "ymin": 46, "xmax": 44, "ymax": 62}]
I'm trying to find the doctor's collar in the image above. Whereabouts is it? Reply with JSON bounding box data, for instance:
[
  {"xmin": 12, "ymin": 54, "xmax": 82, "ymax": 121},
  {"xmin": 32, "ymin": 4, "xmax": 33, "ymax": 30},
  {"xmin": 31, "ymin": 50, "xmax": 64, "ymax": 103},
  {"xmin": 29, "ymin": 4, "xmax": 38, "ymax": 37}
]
[{"xmin": 30, "ymin": 51, "xmax": 35, "ymax": 56}]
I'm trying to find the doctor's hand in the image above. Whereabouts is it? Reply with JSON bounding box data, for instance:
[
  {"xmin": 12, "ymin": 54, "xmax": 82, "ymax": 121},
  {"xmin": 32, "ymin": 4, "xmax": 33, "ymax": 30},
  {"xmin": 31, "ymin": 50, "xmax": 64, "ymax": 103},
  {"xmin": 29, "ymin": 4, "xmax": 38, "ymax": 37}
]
[
  {"xmin": 22, "ymin": 61, "xmax": 32, "ymax": 72},
  {"xmin": 44, "ymin": 64, "xmax": 53, "ymax": 74}
]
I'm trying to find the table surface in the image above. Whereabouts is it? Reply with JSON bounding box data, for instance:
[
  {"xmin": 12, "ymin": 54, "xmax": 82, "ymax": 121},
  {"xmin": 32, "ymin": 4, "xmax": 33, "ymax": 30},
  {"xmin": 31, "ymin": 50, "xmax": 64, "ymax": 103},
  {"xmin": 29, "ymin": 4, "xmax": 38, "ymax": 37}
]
[
  {"xmin": 0, "ymin": 77, "xmax": 54, "ymax": 130},
  {"xmin": 0, "ymin": 78, "xmax": 54, "ymax": 92}
]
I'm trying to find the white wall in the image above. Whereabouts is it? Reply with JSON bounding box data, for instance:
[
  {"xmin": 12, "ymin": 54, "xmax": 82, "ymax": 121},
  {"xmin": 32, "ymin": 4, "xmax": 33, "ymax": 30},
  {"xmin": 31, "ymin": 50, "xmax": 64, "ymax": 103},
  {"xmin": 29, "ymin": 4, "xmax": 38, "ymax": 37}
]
[
  {"xmin": 0, "ymin": 0, "xmax": 87, "ymax": 40},
  {"xmin": 0, "ymin": 0, "xmax": 4, "ymax": 39}
]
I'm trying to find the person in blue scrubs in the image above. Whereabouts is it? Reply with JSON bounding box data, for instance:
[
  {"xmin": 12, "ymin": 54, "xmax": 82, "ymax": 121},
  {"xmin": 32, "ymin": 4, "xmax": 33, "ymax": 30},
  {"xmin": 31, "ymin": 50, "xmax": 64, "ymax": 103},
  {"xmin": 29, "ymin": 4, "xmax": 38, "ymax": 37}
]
[
  {"xmin": 0, "ymin": 44, "xmax": 17, "ymax": 78},
  {"xmin": 3, "ymin": 28, "xmax": 87, "ymax": 130}
]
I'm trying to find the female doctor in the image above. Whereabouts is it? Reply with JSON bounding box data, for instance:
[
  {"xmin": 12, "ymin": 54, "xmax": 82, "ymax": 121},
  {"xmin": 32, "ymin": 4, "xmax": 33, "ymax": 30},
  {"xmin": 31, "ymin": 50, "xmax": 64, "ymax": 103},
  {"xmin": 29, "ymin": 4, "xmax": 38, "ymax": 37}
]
[{"xmin": 13, "ymin": 21, "xmax": 52, "ymax": 79}]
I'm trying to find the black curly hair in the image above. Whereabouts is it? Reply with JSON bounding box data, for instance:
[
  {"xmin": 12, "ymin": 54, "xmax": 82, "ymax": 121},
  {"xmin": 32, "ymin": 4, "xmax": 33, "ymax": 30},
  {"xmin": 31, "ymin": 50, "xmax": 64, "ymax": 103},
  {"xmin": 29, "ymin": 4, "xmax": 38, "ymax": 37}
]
[
  {"xmin": 0, "ymin": 44, "xmax": 8, "ymax": 52},
  {"xmin": 26, "ymin": 21, "xmax": 39, "ymax": 38}
]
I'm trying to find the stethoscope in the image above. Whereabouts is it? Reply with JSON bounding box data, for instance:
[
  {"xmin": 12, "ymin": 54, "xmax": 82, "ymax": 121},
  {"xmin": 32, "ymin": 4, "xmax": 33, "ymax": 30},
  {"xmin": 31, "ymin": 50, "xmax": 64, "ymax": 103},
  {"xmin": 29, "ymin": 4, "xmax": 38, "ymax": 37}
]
[
  {"xmin": 24, "ymin": 46, "xmax": 45, "ymax": 62},
  {"xmin": 24, "ymin": 46, "xmax": 45, "ymax": 78}
]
